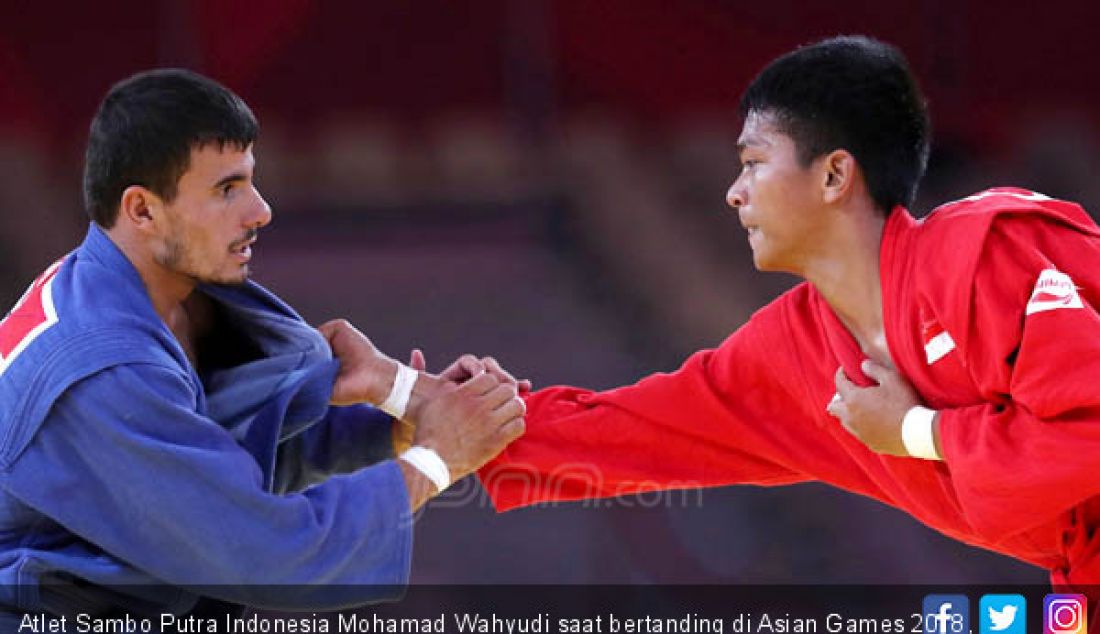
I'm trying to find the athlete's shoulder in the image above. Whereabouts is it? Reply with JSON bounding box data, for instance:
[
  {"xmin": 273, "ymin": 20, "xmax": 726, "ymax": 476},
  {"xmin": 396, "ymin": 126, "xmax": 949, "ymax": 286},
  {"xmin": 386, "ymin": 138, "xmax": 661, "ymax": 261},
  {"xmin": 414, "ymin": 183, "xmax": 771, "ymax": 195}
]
[
  {"xmin": 919, "ymin": 187, "xmax": 1098, "ymax": 237},
  {"xmin": 724, "ymin": 282, "xmax": 820, "ymax": 354},
  {"xmin": 745, "ymin": 282, "xmax": 814, "ymax": 326},
  {"xmin": 907, "ymin": 187, "xmax": 1098, "ymax": 279}
]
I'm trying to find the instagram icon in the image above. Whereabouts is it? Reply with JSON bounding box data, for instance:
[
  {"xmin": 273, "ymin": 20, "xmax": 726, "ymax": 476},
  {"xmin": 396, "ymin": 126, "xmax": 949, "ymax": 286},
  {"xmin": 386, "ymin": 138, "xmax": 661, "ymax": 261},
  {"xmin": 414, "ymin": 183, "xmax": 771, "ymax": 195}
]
[{"xmin": 1044, "ymin": 594, "xmax": 1087, "ymax": 634}]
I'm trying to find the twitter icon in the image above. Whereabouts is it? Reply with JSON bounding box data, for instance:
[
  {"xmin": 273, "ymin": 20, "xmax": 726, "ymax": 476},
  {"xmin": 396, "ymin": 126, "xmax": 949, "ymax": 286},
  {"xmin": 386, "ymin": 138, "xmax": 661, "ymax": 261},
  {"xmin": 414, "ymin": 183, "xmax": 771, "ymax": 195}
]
[{"xmin": 980, "ymin": 594, "xmax": 1026, "ymax": 634}]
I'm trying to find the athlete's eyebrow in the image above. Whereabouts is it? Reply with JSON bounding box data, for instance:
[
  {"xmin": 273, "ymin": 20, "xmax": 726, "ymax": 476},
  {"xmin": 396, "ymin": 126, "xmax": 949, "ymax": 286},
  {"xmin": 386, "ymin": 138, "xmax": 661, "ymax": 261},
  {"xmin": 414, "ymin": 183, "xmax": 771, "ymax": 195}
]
[
  {"xmin": 736, "ymin": 134, "xmax": 770, "ymax": 154},
  {"xmin": 213, "ymin": 172, "xmax": 248, "ymax": 190}
]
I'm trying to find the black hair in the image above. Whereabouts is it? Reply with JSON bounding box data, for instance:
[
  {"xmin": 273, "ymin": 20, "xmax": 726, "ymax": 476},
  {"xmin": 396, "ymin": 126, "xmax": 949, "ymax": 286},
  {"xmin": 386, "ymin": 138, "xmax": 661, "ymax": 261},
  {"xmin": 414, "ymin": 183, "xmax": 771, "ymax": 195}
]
[
  {"xmin": 83, "ymin": 68, "xmax": 258, "ymax": 228},
  {"xmin": 739, "ymin": 35, "xmax": 930, "ymax": 212}
]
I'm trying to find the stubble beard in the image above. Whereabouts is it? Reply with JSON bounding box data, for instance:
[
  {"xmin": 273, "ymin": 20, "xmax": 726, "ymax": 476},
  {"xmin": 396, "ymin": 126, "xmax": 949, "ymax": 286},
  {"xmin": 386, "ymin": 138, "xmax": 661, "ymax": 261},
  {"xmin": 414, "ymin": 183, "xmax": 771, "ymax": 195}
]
[{"xmin": 157, "ymin": 232, "xmax": 249, "ymax": 287}]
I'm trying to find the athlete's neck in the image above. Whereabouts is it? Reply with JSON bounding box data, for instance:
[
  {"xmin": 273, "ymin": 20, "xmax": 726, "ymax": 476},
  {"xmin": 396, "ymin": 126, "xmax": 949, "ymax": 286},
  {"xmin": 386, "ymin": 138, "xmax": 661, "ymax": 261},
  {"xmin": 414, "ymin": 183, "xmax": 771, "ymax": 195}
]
[
  {"xmin": 804, "ymin": 206, "xmax": 891, "ymax": 365},
  {"xmin": 166, "ymin": 293, "xmax": 216, "ymax": 369},
  {"xmin": 105, "ymin": 226, "xmax": 196, "ymax": 323}
]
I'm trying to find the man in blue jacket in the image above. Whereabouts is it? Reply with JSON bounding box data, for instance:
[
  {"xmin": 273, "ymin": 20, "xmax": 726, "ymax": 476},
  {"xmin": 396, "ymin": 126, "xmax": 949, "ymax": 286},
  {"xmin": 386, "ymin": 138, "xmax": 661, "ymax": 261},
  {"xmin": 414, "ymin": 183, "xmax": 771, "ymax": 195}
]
[{"xmin": 0, "ymin": 69, "xmax": 526, "ymax": 621}]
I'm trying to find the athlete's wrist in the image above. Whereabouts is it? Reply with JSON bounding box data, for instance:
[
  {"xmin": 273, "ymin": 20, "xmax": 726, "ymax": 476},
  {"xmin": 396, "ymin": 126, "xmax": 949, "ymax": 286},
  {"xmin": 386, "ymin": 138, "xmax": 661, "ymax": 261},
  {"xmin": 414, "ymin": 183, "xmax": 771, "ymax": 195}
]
[
  {"xmin": 403, "ymin": 373, "xmax": 446, "ymax": 424},
  {"xmin": 901, "ymin": 406, "xmax": 942, "ymax": 460},
  {"xmin": 363, "ymin": 356, "xmax": 399, "ymax": 406}
]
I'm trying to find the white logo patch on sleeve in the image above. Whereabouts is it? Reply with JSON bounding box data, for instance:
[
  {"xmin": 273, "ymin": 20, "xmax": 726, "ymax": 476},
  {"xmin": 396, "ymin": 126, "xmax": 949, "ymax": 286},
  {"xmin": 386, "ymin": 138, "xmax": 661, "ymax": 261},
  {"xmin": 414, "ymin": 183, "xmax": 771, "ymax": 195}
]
[{"xmin": 1026, "ymin": 268, "xmax": 1083, "ymax": 315}]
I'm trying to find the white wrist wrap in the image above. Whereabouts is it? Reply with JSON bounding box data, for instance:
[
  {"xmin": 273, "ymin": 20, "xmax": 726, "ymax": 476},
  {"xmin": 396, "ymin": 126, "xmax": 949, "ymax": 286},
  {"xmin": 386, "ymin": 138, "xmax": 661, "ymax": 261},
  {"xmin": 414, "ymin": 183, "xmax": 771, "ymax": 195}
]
[
  {"xmin": 399, "ymin": 446, "xmax": 451, "ymax": 492},
  {"xmin": 379, "ymin": 363, "xmax": 418, "ymax": 419},
  {"xmin": 901, "ymin": 406, "xmax": 941, "ymax": 461}
]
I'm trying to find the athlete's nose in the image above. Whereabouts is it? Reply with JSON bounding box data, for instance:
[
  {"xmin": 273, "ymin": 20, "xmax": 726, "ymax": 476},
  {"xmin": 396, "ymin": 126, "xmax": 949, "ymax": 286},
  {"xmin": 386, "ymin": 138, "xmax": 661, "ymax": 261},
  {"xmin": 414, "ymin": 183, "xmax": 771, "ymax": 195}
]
[{"xmin": 726, "ymin": 176, "xmax": 747, "ymax": 210}]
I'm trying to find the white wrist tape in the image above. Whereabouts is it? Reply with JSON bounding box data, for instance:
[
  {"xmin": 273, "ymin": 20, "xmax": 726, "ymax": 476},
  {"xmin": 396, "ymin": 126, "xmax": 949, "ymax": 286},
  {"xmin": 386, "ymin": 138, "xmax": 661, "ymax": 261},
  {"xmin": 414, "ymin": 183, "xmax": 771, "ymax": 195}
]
[
  {"xmin": 378, "ymin": 363, "xmax": 418, "ymax": 419},
  {"xmin": 901, "ymin": 406, "xmax": 941, "ymax": 461},
  {"xmin": 399, "ymin": 446, "xmax": 451, "ymax": 492}
]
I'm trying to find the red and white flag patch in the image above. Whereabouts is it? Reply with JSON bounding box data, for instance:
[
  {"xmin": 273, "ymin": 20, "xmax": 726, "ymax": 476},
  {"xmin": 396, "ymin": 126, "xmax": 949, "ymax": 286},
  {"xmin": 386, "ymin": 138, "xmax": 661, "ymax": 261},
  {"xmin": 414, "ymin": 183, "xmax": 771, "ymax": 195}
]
[
  {"xmin": 1026, "ymin": 268, "xmax": 1083, "ymax": 316},
  {"xmin": 0, "ymin": 259, "xmax": 63, "ymax": 376},
  {"xmin": 922, "ymin": 319, "xmax": 955, "ymax": 365}
]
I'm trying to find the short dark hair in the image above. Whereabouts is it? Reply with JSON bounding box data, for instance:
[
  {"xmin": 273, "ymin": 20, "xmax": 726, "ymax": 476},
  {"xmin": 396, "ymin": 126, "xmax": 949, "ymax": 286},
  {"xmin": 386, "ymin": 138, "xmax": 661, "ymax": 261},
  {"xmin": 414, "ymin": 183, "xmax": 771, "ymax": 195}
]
[
  {"xmin": 83, "ymin": 68, "xmax": 258, "ymax": 228},
  {"xmin": 739, "ymin": 35, "xmax": 930, "ymax": 213}
]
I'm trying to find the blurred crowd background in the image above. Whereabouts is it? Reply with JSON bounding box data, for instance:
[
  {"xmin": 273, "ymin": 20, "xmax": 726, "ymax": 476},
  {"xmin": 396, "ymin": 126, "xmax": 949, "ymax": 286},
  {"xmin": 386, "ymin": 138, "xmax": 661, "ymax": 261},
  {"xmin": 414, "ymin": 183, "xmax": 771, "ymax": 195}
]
[{"xmin": 4, "ymin": 0, "xmax": 1100, "ymax": 585}]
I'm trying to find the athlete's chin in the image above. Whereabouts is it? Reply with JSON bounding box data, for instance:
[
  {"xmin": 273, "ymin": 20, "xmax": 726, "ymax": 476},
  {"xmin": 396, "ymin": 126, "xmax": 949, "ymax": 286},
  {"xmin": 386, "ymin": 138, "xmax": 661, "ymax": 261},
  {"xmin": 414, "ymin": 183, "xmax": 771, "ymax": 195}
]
[
  {"xmin": 750, "ymin": 249, "xmax": 777, "ymax": 272},
  {"xmin": 201, "ymin": 265, "xmax": 250, "ymax": 287},
  {"xmin": 750, "ymin": 250, "xmax": 796, "ymax": 275},
  {"xmin": 224, "ymin": 266, "xmax": 250, "ymax": 286}
]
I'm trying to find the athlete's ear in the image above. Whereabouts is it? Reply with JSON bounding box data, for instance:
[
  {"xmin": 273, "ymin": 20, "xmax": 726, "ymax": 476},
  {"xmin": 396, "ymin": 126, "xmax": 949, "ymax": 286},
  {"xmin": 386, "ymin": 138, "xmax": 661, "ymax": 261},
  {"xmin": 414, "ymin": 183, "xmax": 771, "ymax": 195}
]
[
  {"xmin": 118, "ymin": 186, "xmax": 163, "ymax": 233},
  {"xmin": 821, "ymin": 149, "xmax": 857, "ymax": 205}
]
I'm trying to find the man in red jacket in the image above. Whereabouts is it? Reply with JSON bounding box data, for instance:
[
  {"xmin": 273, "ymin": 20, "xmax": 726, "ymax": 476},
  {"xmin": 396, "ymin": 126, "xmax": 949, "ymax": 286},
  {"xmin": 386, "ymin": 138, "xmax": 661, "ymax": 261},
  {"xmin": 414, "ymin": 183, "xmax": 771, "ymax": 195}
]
[{"xmin": 473, "ymin": 36, "xmax": 1100, "ymax": 591}]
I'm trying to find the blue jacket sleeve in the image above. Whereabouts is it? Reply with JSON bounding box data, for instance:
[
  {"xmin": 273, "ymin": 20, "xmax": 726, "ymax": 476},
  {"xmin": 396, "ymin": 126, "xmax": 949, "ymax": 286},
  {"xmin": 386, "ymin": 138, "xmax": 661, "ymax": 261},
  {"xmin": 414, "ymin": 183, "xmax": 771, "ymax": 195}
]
[
  {"xmin": 3, "ymin": 363, "xmax": 412, "ymax": 608},
  {"xmin": 274, "ymin": 404, "xmax": 397, "ymax": 493}
]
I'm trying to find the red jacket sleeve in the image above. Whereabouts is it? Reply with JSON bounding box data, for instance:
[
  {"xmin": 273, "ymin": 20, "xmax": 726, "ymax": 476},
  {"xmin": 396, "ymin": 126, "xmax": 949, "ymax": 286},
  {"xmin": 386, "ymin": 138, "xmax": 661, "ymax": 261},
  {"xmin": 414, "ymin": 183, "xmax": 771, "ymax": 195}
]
[
  {"xmin": 939, "ymin": 212, "xmax": 1100, "ymax": 540},
  {"xmin": 479, "ymin": 303, "xmax": 823, "ymax": 512}
]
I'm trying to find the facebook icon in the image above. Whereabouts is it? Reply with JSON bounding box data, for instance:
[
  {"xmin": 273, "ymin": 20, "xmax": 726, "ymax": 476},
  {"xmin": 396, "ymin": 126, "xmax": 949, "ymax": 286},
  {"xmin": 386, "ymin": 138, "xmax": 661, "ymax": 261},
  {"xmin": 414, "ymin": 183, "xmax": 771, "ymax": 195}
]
[{"xmin": 922, "ymin": 595, "xmax": 970, "ymax": 634}]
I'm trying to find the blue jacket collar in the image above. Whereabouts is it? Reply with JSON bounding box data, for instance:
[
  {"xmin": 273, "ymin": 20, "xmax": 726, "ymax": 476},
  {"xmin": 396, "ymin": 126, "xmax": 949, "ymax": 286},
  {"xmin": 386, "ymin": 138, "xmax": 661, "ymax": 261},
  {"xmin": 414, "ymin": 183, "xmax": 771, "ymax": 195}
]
[{"xmin": 78, "ymin": 223, "xmax": 166, "ymax": 327}]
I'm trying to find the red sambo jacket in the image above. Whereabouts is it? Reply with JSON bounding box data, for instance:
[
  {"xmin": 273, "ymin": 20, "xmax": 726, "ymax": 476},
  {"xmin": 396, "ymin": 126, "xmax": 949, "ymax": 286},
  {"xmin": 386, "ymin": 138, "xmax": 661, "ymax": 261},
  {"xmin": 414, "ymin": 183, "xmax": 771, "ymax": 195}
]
[{"xmin": 481, "ymin": 187, "xmax": 1100, "ymax": 589}]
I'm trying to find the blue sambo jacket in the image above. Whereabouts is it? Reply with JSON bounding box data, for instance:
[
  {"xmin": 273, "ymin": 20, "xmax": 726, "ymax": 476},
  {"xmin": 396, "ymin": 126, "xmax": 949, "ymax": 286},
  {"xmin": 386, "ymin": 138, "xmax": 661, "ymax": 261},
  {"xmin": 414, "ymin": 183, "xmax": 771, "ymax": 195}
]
[{"xmin": 0, "ymin": 224, "xmax": 411, "ymax": 617}]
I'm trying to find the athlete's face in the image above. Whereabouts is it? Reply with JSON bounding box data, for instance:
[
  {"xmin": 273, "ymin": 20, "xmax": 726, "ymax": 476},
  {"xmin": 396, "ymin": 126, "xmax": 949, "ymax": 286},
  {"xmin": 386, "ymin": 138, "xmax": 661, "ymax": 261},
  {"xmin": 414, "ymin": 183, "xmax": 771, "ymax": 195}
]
[
  {"xmin": 155, "ymin": 144, "xmax": 271, "ymax": 286},
  {"xmin": 726, "ymin": 112, "xmax": 828, "ymax": 275}
]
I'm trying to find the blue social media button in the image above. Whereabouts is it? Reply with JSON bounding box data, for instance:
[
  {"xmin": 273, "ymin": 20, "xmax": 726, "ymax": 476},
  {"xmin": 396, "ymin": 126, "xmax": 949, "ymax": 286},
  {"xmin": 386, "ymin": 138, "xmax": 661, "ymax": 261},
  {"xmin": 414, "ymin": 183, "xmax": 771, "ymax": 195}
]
[
  {"xmin": 980, "ymin": 594, "xmax": 1026, "ymax": 634},
  {"xmin": 922, "ymin": 595, "xmax": 970, "ymax": 634}
]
